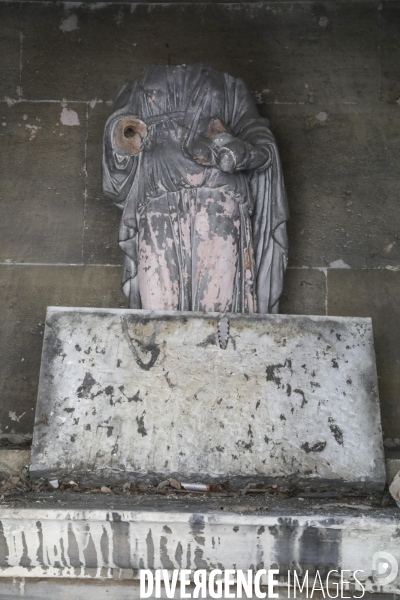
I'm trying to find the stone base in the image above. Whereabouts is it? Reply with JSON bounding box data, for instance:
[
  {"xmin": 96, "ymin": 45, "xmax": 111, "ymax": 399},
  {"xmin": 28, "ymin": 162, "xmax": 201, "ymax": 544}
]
[
  {"xmin": 0, "ymin": 497, "xmax": 399, "ymax": 595},
  {"xmin": 30, "ymin": 308, "xmax": 385, "ymax": 489}
]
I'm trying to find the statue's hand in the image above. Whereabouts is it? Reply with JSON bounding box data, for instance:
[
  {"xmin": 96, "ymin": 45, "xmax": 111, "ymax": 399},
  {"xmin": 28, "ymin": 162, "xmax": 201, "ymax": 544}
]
[
  {"xmin": 216, "ymin": 138, "xmax": 248, "ymax": 173},
  {"xmin": 190, "ymin": 131, "xmax": 271, "ymax": 173},
  {"xmin": 114, "ymin": 118, "xmax": 147, "ymax": 155},
  {"xmin": 217, "ymin": 138, "xmax": 271, "ymax": 172},
  {"xmin": 191, "ymin": 137, "xmax": 217, "ymax": 166}
]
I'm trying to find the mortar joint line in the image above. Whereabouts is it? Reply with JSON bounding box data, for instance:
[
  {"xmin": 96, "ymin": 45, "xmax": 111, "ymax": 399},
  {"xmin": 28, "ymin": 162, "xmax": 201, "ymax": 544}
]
[
  {"xmin": 378, "ymin": 0, "xmax": 382, "ymax": 102},
  {"xmin": 0, "ymin": 262, "xmax": 123, "ymax": 267},
  {"xmin": 0, "ymin": 1, "xmax": 385, "ymax": 5},
  {"xmin": 325, "ymin": 268, "xmax": 328, "ymax": 316},
  {"xmin": 18, "ymin": 2, "xmax": 23, "ymax": 100},
  {"xmin": 82, "ymin": 101, "xmax": 89, "ymax": 262},
  {"xmin": 0, "ymin": 99, "xmax": 111, "ymax": 105}
]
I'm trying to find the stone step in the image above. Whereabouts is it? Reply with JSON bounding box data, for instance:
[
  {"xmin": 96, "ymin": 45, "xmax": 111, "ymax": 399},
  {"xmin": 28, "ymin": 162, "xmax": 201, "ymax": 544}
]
[{"xmin": 0, "ymin": 496, "xmax": 399, "ymax": 595}]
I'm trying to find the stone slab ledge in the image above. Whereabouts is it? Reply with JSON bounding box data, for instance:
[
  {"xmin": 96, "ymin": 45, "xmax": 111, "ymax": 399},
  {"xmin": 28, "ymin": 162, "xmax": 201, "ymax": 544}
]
[{"xmin": 0, "ymin": 503, "xmax": 399, "ymax": 594}]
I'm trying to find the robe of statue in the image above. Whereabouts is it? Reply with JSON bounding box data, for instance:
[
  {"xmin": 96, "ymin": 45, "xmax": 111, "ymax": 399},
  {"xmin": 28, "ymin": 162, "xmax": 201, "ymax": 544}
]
[{"xmin": 102, "ymin": 64, "xmax": 289, "ymax": 313}]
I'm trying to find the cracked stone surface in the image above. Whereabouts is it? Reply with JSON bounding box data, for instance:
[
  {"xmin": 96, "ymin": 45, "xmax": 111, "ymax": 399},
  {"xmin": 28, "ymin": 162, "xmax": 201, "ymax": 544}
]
[{"xmin": 30, "ymin": 308, "xmax": 385, "ymax": 489}]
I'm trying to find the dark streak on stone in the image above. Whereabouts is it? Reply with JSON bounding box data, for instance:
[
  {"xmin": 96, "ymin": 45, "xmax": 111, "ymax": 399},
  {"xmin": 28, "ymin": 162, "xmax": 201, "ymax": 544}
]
[
  {"xmin": 294, "ymin": 388, "xmax": 307, "ymax": 408},
  {"xmin": 175, "ymin": 542, "xmax": 183, "ymax": 567},
  {"xmin": 160, "ymin": 535, "xmax": 175, "ymax": 569},
  {"xmin": 194, "ymin": 547, "xmax": 208, "ymax": 569},
  {"xmin": 130, "ymin": 390, "xmax": 142, "ymax": 403},
  {"xmin": 301, "ymin": 441, "xmax": 327, "ymax": 453},
  {"xmin": 189, "ymin": 514, "xmax": 205, "ymax": 547},
  {"xmin": 165, "ymin": 372, "xmax": 175, "ymax": 389},
  {"xmin": 163, "ymin": 525, "xmax": 172, "ymax": 534},
  {"xmin": 146, "ymin": 530, "xmax": 154, "ymax": 570},
  {"xmin": 19, "ymin": 530, "xmax": 32, "ymax": 568},
  {"xmin": 136, "ymin": 414, "xmax": 147, "ymax": 437},
  {"xmin": 328, "ymin": 417, "xmax": 344, "ymax": 445},
  {"xmin": 119, "ymin": 385, "xmax": 142, "ymax": 403},
  {"xmin": 196, "ymin": 333, "xmax": 217, "ymax": 348},
  {"xmin": 77, "ymin": 372, "xmax": 97, "ymax": 398},
  {"xmin": 36, "ymin": 521, "xmax": 44, "ymax": 568},
  {"xmin": 266, "ymin": 359, "xmax": 292, "ymax": 387},
  {"xmin": 237, "ymin": 439, "xmax": 253, "ymax": 451},
  {"xmin": 46, "ymin": 329, "xmax": 67, "ymax": 362},
  {"xmin": 121, "ymin": 317, "xmax": 160, "ymax": 370}
]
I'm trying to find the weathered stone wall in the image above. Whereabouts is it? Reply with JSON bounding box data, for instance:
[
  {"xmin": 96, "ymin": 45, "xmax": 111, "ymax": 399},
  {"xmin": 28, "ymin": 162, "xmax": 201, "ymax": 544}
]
[{"xmin": 0, "ymin": 1, "xmax": 399, "ymax": 452}]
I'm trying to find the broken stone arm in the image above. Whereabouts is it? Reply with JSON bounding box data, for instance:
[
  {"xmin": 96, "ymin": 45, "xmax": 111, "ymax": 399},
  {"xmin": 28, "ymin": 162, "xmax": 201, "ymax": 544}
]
[{"xmin": 113, "ymin": 116, "xmax": 148, "ymax": 155}]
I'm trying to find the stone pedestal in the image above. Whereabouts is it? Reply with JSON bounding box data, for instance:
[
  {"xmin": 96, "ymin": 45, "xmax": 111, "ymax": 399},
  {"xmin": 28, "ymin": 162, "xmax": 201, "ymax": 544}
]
[{"xmin": 30, "ymin": 308, "xmax": 386, "ymax": 489}]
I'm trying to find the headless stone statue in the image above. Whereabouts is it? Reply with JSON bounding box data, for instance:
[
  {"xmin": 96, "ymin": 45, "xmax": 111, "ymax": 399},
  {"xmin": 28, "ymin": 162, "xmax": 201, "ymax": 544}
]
[{"xmin": 103, "ymin": 64, "xmax": 289, "ymax": 313}]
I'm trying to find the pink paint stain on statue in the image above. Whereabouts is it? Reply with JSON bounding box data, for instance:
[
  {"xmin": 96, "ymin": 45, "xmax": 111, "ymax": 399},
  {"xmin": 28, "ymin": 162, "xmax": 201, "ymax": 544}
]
[{"xmin": 102, "ymin": 64, "xmax": 288, "ymax": 313}]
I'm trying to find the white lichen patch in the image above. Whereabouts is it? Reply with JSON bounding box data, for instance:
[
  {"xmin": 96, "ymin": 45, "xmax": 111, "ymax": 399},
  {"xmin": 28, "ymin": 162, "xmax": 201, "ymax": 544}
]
[
  {"xmin": 8, "ymin": 411, "xmax": 26, "ymax": 422},
  {"xmin": 89, "ymin": 2, "xmax": 108, "ymax": 10},
  {"xmin": 115, "ymin": 8, "xmax": 124, "ymax": 25},
  {"xmin": 63, "ymin": 2, "xmax": 83, "ymax": 10},
  {"xmin": 329, "ymin": 259, "xmax": 351, "ymax": 269},
  {"xmin": 25, "ymin": 124, "xmax": 41, "ymax": 141},
  {"xmin": 60, "ymin": 107, "xmax": 80, "ymax": 127},
  {"xmin": 251, "ymin": 89, "xmax": 271, "ymax": 104},
  {"xmin": 60, "ymin": 14, "xmax": 78, "ymax": 32},
  {"xmin": 315, "ymin": 111, "xmax": 328, "ymax": 122}
]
